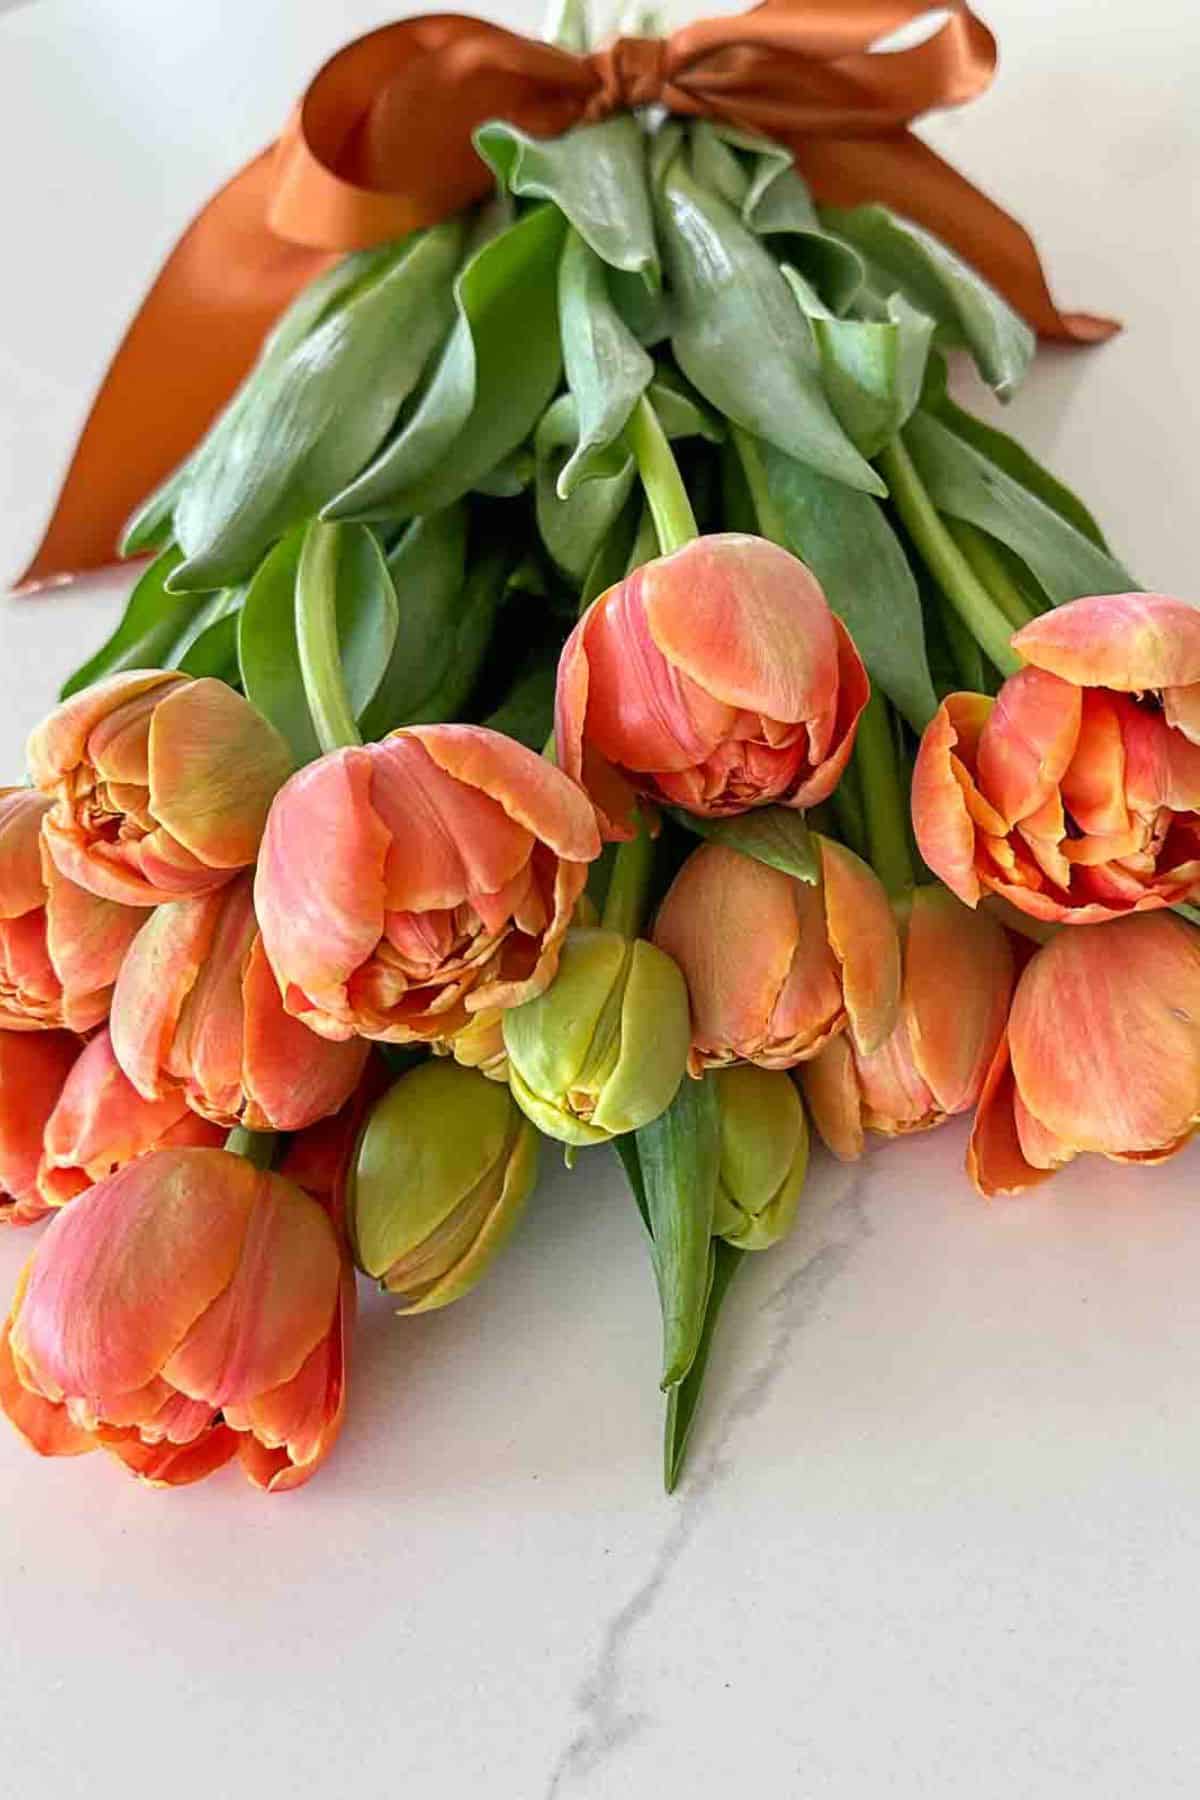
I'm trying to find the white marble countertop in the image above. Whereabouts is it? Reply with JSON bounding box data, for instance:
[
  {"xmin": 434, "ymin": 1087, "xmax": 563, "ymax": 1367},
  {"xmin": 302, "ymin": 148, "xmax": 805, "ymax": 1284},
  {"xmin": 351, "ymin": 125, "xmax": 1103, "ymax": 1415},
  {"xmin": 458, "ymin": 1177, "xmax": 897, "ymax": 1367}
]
[{"xmin": 2, "ymin": 2, "xmax": 1200, "ymax": 1795}]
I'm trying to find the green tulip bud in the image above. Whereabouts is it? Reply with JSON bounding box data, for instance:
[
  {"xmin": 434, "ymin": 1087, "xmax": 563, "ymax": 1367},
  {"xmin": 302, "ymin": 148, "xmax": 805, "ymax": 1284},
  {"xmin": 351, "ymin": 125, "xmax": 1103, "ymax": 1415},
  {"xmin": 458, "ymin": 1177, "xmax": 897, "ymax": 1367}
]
[
  {"xmin": 348, "ymin": 1060, "xmax": 538, "ymax": 1312},
  {"xmin": 711, "ymin": 1064, "xmax": 808, "ymax": 1249},
  {"xmin": 502, "ymin": 926, "xmax": 690, "ymax": 1146}
]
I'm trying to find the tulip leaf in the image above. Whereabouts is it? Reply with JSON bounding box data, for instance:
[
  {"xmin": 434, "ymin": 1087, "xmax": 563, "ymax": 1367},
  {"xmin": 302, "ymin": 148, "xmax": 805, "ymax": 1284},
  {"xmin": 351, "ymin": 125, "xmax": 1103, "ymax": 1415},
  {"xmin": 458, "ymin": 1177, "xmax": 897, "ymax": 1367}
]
[
  {"xmin": 58, "ymin": 544, "xmax": 210, "ymax": 698},
  {"xmin": 325, "ymin": 204, "xmax": 566, "ymax": 522},
  {"xmin": 239, "ymin": 521, "xmax": 399, "ymax": 761},
  {"xmin": 902, "ymin": 409, "xmax": 1136, "ymax": 605},
  {"xmin": 558, "ymin": 229, "xmax": 655, "ymax": 496},
  {"xmin": 647, "ymin": 367, "xmax": 725, "ymax": 445},
  {"xmin": 820, "ymin": 204, "xmax": 1034, "ymax": 400},
  {"xmin": 476, "ymin": 116, "xmax": 659, "ymax": 287},
  {"xmin": 536, "ymin": 396, "xmax": 637, "ymax": 583},
  {"xmin": 667, "ymin": 805, "xmax": 820, "ymax": 885},
  {"xmin": 763, "ymin": 444, "xmax": 939, "ymax": 731},
  {"xmin": 120, "ymin": 466, "xmax": 189, "ymax": 559},
  {"xmin": 171, "ymin": 587, "xmax": 245, "ymax": 680},
  {"xmin": 784, "ymin": 269, "xmax": 933, "ymax": 457},
  {"xmin": 653, "ymin": 147, "xmax": 885, "ymax": 496},
  {"xmin": 634, "ymin": 1071, "xmax": 721, "ymax": 1390},
  {"xmin": 611, "ymin": 1134, "xmax": 651, "ymax": 1236},
  {"xmin": 664, "ymin": 1239, "xmax": 745, "ymax": 1493},
  {"xmin": 481, "ymin": 654, "xmax": 559, "ymax": 752}
]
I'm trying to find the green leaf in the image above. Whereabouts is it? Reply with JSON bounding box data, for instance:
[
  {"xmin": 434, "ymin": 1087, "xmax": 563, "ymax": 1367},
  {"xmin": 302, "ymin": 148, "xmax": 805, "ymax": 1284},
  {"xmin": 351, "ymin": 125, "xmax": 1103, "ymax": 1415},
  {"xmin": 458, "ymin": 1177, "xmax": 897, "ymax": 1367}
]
[
  {"xmin": 558, "ymin": 229, "xmax": 654, "ymax": 496},
  {"xmin": 611, "ymin": 1133, "xmax": 651, "ymax": 1236},
  {"xmin": 646, "ymin": 367, "xmax": 725, "ymax": 445},
  {"xmin": 664, "ymin": 1240, "xmax": 744, "ymax": 1492},
  {"xmin": 120, "ymin": 468, "xmax": 189, "ymax": 559},
  {"xmin": 169, "ymin": 222, "xmax": 464, "ymax": 589},
  {"xmin": 764, "ymin": 444, "xmax": 939, "ymax": 730},
  {"xmin": 325, "ymin": 205, "xmax": 566, "ymax": 522},
  {"xmin": 480, "ymin": 653, "xmax": 559, "ymax": 752},
  {"xmin": 238, "ymin": 521, "xmax": 399, "ymax": 762},
  {"xmin": 921, "ymin": 353, "xmax": 1112, "ymax": 550},
  {"xmin": 902, "ymin": 409, "xmax": 1135, "ymax": 605},
  {"xmin": 60, "ymin": 545, "xmax": 209, "ymax": 698},
  {"xmin": 635, "ymin": 1072, "xmax": 721, "ymax": 1389},
  {"xmin": 476, "ymin": 116, "xmax": 659, "ymax": 286},
  {"xmin": 784, "ymin": 270, "xmax": 933, "ymax": 457},
  {"xmin": 535, "ymin": 395, "xmax": 636, "ymax": 583},
  {"xmin": 821, "ymin": 204, "xmax": 1034, "ymax": 399},
  {"xmin": 654, "ymin": 149, "xmax": 884, "ymax": 496},
  {"xmin": 170, "ymin": 586, "xmax": 244, "ymax": 677},
  {"xmin": 667, "ymin": 805, "xmax": 819, "ymax": 883}
]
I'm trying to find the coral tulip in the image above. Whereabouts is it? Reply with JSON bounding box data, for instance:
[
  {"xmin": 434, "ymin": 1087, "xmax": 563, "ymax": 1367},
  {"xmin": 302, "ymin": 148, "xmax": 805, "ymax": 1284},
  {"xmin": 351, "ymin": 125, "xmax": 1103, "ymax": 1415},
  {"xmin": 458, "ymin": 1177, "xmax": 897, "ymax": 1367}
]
[
  {"xmin": 0, "ymin": 1030, "xmax": 80, "ymax": 1226},
  {"xmin": 652, "ymin": 838, "xmax": 900, "ymax": 1072},
  {"xmin": 555, "ymin": 533, "xmax": 869, "ymax": 836},
  {"xmin": 36, "ymin": 1029, "xmax": 222, "ymax": 1220},
  {"xmin": 913, "ymin": 592, "xmax": 1200, "ymax": 922},
  {"xmin": 801, "ymin": 885, "xmax": 1014, "ymax": 1158},
  {"xmin": 29, "ymin": 670, "xmax": 292, "ymax": 906},
  {"xmin": 110, "ymin": 873, "xmax": 367, "ymax": 1130},
  {"xmin": 0, "ymin": 1147, "xmax": 346, "ymax": 1490},
  {"xmin": 254, "ymin": 723, "xmax": 601, "ymax": 1044},
  {"xmin": 0, "ymin": 786, "xmax": 141, "ymax": 1031},
  {"xmin": 968, "ymin": 913, "xmax": 1200, "ymax": 1196}
]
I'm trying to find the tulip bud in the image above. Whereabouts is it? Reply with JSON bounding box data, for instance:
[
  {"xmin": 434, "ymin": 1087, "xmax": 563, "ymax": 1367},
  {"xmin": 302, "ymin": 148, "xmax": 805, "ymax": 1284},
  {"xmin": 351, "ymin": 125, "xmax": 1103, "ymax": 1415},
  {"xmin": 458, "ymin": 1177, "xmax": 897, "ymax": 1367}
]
[
  {"xmin": 502, "ymin": 927, "xmax": 691, "ymax": 1145},
  {"xmin": 556, "ymin": 532, "xmax": 869, "ymax": 836},
  {"xmin": 28, "ymin": 670, "xmax": 292, "ymax": 906},
  {"xmin": 711, "ymin": 1064, "xmax": 808, "ymax": 1249},
  {"xmin": 444, "ymin": 1009, "xmax": 509, "ymax": 1082},
  {"xmin": 348, "ymin": 1060, "xmax": 538, "ymax": 1312}
]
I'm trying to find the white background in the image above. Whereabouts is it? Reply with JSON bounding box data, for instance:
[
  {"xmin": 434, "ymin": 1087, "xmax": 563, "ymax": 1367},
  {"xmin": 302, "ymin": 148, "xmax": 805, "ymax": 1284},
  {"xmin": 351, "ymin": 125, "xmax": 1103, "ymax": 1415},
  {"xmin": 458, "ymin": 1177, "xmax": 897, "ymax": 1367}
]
[{"xmin": 2, "ymin": 3, "xmax": 1200, "ymax": 1796}]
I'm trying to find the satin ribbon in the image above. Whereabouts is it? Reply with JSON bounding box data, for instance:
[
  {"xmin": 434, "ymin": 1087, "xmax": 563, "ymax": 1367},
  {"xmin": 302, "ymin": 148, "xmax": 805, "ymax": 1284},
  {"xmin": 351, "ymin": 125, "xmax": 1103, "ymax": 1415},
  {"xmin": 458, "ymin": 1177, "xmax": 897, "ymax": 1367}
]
[{"xmin": 17, "ymin": 0, "xmax": 1117, "ymax": 593}]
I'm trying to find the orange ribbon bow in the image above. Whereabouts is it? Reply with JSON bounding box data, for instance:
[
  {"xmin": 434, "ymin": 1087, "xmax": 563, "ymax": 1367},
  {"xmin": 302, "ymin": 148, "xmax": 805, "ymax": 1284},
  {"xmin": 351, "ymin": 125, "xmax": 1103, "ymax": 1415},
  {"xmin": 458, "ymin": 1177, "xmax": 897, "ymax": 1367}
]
[{"xmin": 18, "ymin": 0, "xmax": 1116, "ymax": 594}]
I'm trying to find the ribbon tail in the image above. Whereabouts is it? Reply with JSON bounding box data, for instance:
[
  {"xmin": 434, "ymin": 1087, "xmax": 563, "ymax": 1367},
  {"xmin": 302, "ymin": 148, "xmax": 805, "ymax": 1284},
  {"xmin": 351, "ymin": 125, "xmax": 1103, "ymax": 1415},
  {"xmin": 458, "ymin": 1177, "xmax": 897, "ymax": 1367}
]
[
  {"xmin": 14, "ymin": 148, "xmax": 331, "ymax": 595},
  {"xmin": 790, "ymin": 128, "xmax": 1119, "ymax": 346}
]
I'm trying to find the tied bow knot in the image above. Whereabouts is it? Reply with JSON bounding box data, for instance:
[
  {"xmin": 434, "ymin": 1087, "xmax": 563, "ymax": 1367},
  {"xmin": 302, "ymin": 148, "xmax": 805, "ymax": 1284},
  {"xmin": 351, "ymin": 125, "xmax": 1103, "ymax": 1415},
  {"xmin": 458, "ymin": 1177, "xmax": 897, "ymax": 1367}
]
[{"xmin": 588, "ymin": 35, "xmax": 672, "ymax": 118}]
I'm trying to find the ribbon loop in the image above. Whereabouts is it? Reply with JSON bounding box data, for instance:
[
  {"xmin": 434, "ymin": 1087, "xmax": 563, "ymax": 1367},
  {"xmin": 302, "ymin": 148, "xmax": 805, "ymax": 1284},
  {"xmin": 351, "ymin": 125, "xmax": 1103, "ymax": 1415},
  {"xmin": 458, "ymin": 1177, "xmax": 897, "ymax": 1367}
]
[{"xmin": 588, "ymin": 35, "xmax": 670, "ymax": 118}]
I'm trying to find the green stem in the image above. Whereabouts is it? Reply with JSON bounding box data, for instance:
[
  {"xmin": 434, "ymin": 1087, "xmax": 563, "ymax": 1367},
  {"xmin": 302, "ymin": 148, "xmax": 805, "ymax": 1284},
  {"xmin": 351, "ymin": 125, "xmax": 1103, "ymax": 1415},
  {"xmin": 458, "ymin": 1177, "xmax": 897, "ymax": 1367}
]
[
  {"xmin": 731, "ymin": 425, "xmax": 787, "ymax": 548},
  {"xmin": 624, "ymin": 395, "xmax": 697, "ymax": 555},
  {"xmin": 948, "ymin": 519, "xmax": 1040, "ymax": 628},
  {"xmin": 852, "ymin": 690, "xmax": 914, "ymax": 897},
  {"xmin": 830, "ymin": 760, "xmax": 868, "ymax": 863},
  {"xmin": 878, "ymin": 436, "xmax": 1021, "ymax": 679},
  {"xmin": 626, "ymin": 508, "xmax": 660, "ymax": 578},
  {"xmin": 224, "ymin": 1126, "xmax": 278, "ymax": 1170},
  {"xmin": 601, "ymin": 821, "xmax": 656, "ymax": 938},
  {"xmin": 296, "ymin": 520, "xmax": 362, "ymax": 753}
]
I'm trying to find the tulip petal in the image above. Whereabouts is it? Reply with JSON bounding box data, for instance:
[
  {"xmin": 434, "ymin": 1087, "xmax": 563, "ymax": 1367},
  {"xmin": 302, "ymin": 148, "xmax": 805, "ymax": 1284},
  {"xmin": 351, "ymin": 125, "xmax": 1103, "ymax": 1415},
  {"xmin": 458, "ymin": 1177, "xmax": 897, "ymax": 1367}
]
[
  {"xmin": 103, "ymin": 1419, "xmax": 239, "ymax": 1487},
  {"xmin": 905, "ymin": 887, "xmax": 1013, "ymax": 1115},
  {"xmin": 371, "ymin": 735, "xmax": 535, "ymax": 913},
  {"xmin": 1163, "ymin": 682, "xmax": 1200, "ymax": 746},
  {"xmin": 241, "ymin": 936, "xmax": 368, "ymax": 1131},
  {"xmin": 911, "ymin": 695, "xmax": 994, "ymax": 906},
  {"xmin": 820, "ymin": 837, "xmax": 901, "ymax": 1056},
  {"xmin": 966, "ymin": 1031, "xmax": 1055, "ymax": 1198},
  {"xmin": 0, "ymin": 1271, "xmax": 95, "ymax": 1456},
  {"xmin": 410, "ymin": 725, "xmax": 602, "ymax": 868},
  {"xmin": 786, "ymin": 619, "xmax": 870, "ymax": 810},
  {"xmin": 0, "ymin": 1031, "xmax": 80, "ymax": 1226},
  {"xmin": 26, "ymin": 671, "xmax": 183, "ymax": 790},
  {"xmin": 553, "ymin": 612, "xmax": 642, "ymax": 841},
  {"xmin": 148, "ymin": 678, "xmax": 292, "ymax": 870},
  {"xmin": 42, "ymin": 844, "xmax": 142, "ymax": 1028},
  {"xmin": 171, "ymin": 879, "xmax": 258, "ymax": 1122},
  {"xmin": 976, "ymin": 667, "xmax": 1080, "ymax": 828},
  {"xmin": 799, "ymin": 1037, "xmax": 864, "ymax": 1160},
  {"xmin": 1013, "ymin": 593, "xmax": 1200, "ymax": 692},
  {"xmin": 40, "ymin": 1029, "xmax": 200, "ymax": 1197},
  {"xmin": 0, "ymin": 789, "xmax": 52, "ymax": 919}
]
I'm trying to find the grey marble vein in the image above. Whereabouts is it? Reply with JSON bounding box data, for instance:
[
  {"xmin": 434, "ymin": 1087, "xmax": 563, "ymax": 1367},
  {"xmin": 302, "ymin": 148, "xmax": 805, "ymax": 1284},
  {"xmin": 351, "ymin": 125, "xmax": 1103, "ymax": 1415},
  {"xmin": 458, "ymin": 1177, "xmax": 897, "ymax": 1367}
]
[{"xmin": 545, "ymin": 1164, "xmax": 871, "ymax": 1798}]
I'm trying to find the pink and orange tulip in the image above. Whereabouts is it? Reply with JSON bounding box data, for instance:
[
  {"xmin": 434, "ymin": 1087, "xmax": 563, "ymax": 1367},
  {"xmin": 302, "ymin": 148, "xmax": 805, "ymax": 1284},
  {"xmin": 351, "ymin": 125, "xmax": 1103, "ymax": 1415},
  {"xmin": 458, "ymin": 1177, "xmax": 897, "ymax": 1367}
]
[
  {"xmin": 28, "ymin": 670, "xmax": 292, "ymax": 906},
  {"xmin": 0, "ymin": 786, "xmax": 141, "ymax": 1031},
  {"xmin": 254, "ymin": 723, "xmax": 601, "ymax": 1044},
  {"xmin": 968, "ymin": 912, "xmax": 1200, "ymax": 1196},
  {"xmin": 652, "ymin": 837, "xmax": 900, "ymax": 1072},
  {"xmin": 0, "ymin": 1030, "xmax": 80, "ymax": 1227},
  {"xmin": 913, "ymin": 592, "xmax": 1200, "ymax": 922},
  {"xmin": 801, "ymin": 885, "xmax": 1014, "ymax": 1158},
  {"xmin": 36, "ymin": 1028, "xmax": 222, "ymax": 1220},
  {"xmin": 555, "ymin": 533, "xmax": 869, "ymax": 837},
  {"xmin": 0, "ymin": 1146, "xmax": 348, "ymax": 1490},
  {"xmin": 110, "ymin": 873, "xmax": 368, "ymax": 1131}
]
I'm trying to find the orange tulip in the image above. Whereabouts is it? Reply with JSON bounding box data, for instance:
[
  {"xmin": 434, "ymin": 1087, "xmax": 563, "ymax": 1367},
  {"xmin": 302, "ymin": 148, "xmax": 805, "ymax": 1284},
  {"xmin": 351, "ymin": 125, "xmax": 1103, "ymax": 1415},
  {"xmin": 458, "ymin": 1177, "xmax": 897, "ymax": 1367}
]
[
  {"xmin": 0, "ymin": 786, "xmax": 141, "ymax": 1031},
  {"xmin": 968, "ymin": 912, "xmax": 1200, "ymax": 1196},
  {"xmin": 652, "ymin": 837, "xmax": 900, "ymax": 1073},
  {"xmin": 0, "ymin": 1146, "xmax": 347, "ymax": 1491},
  {"xmin": 254, "ymin": 723, "xmax": 601, "ymax": 1044},
  {"xmin": 109, "ymin": 873, "xmax": 368, "ymax": 1131},
  {"xmin": 556, "ymin": 533, "xmax": 869, "ymax": 837},
  {"xmin": 913, "ymin": 592, "xmax": 1200, "ymax": 922},
  {"xmin": 35, "ymin": 1028, "xmax": 222, "ymax": 1221},
  {"xmin": 801, "ymin": 885, "xmax": 1014, "ymax": 1158},
  {"xmin": 0, "ymin": 1030, "xmax": 80, "ymax": 1227},
  {"xmin": 28, "ymin": 670, "xmax": 292, "ymax": 906}
]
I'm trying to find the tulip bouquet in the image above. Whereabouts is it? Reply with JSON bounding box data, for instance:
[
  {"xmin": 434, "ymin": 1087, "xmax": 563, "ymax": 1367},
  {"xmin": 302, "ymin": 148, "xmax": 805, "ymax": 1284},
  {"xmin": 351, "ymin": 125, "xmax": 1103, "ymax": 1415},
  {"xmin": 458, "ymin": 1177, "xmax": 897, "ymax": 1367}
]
[{"xmin": 4, "ymin": 0, "xmax": 1196, "ymax": 1498}]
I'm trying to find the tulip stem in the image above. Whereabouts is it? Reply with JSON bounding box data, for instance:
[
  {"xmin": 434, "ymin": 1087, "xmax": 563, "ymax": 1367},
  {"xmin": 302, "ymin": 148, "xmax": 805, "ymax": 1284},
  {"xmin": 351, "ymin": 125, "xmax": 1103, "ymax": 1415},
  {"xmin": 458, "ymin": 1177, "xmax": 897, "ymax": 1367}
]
[
  {"xmin": 948, "ymin": 519, "xmax": 1041, "ymax": 627},
  {"xmin": 730, "ymin": 426, "xmax": 787, "ymax": 548},
  {"xmin": 224, "ymin": 1126, "xmax": 278, "ymax": 1170},
  {"xmin": 601, "ymin": 818, "xmax": 656, "ymax": 938},
  {"xmin": 296, "ymin": 520, "xmax": 363, "ymax": 753},
  {"xmin": 625, "ymin": 395, "xmax": 697, "ymax": 554},
  {"xmin": 878, "ymin": 436, "xmax": 1022, "ymax": 679},
  {"xmin": 852, "ymin": 689, "xmax": 914, "ymax": 897}
]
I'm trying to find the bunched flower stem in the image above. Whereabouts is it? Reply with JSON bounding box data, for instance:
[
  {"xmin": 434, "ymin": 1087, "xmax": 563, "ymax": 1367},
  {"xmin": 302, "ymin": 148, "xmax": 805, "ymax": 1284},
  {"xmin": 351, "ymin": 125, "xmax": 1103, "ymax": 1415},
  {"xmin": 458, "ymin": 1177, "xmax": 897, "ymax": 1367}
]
[
  {"xmin": 878, "ymin": 436, "xmax": 1022, "ymax": 679},
  {"xmin": 223, "ymin": 1126, "xmax": 278, "ymax": 1170},
  {"xmin": 296, "ymin": 519, "xmax": 364, "ymax": 753},
  {"xmin": 601, "ymin": 816, "xmax": 656, "ymax": 939},
  {"xmin": 624, "ymin": 394, "xmax": 698, "ymax": 555},
  {"xmin": 730, "ymin": 425, "xmax": 788, "ymax": 548},
  {"xmin": 949, "ymin": 519, "xmax": 1041, "ymax": 627},
  {"xmin": 852, "ymin": 689, "xmax": 914, "ymax": 898}
]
